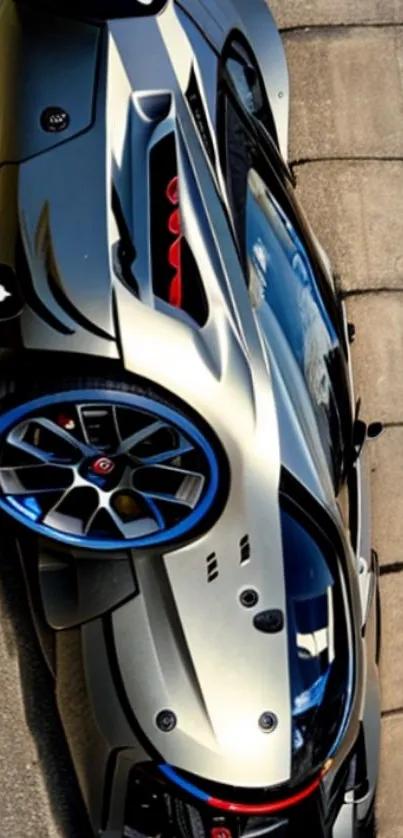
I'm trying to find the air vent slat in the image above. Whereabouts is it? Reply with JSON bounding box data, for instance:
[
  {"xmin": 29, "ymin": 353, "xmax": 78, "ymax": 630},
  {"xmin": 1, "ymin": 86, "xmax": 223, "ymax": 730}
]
[
  {"xmin": 240, "ymin": 535, "xmax": 251, "ymax": 564},
  {"xmin": 206, "ymin": 552, "xmax": 219, "ymax": 582}
]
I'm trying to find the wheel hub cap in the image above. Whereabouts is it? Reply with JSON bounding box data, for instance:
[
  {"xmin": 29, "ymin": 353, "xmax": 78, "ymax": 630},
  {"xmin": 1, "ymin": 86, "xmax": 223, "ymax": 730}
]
[{"xmin": 90, "ymin": 456, "xmax": 116, "ymax": 476}]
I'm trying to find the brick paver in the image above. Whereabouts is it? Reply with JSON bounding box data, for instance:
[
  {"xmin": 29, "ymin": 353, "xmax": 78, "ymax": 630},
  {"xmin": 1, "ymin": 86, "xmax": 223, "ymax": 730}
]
[
  {"xmin": 377, "ymin": 714, "xmax": 403, "ymax": 838},
  {"xmin": 379, "ymin": 573, "xmax": 403, "ymax": 710},
  {"xmin": 284, "ymin": 27, "xmax": 403, "ymax": 160},
  {"xmin": 270, "ymin": 0, "xmax": 403, "ymax": 29},
  {"xmin": 370, "ymin": 428, "xmax": 403, "ymax": 567},
  {"xmin": 284, "ymin": 9, "xmax": 403, "ymax": 837},
  {"xmin": 296, "ymin": 160, "xmax": 403, "ymax": 291},
  {"xmin": 346, "ymin": 294, "xmax": 403, "ymax": 423}
]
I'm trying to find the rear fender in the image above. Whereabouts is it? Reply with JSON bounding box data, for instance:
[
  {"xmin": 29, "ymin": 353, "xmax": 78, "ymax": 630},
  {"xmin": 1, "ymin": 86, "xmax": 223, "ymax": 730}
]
[
  {"xmin": 226, "ymin": 0, "xmax": 290, "ymax": 159},
  {"xmin": 176, "ymin": 0, "xmax": 290, "ymax": 159}
]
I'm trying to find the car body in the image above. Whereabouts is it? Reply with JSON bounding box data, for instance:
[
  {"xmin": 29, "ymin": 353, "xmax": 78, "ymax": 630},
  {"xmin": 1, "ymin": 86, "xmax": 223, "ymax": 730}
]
[{"xmin": 0, "ymin": 1, "xmax": 381, "ymax": 837}]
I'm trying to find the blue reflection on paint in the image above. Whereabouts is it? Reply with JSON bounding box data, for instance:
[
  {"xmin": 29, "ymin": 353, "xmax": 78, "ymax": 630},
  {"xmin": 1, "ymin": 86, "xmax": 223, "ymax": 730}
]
[{"xmin": 159, "ymin": 764, "xmax": 209, "ymax": 802}]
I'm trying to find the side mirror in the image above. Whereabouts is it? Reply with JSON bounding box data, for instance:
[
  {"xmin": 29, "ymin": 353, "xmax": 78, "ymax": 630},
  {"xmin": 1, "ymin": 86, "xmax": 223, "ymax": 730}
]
[
  {"xmin": 366, "ymin": 421, "xmax": 384, "ymax": 441},
  {"xmin": 351, "ymin": 419, "xmax": 384, "ymax": 465}
]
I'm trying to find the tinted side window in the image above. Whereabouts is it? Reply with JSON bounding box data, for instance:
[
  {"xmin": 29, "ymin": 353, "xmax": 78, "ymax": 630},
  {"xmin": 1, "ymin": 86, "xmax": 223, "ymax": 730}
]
[
  {"xmin": 221, "ymin": 98, "xmax": 253, "ymax": 260},
  {"xmin": 217, "ymin": 36, "xmax": 280, "ymax": 260},
  {"xmin": 218, "ymin": 36, "xmax": 347, "ymax": 339},
  {"xmin": 224, "ymin": 40, "xmax": 277, "ymax": 139},
  {"xmin": 246, "ymin": 168, "xmax": 347, "ymax": 484},
  {"xmin": 217, "ymin": 38, "xmax": 353, "ymax": 487}
]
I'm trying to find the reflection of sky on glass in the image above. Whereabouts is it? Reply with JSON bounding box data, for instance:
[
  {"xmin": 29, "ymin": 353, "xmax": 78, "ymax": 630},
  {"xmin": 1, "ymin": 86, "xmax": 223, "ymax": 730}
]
[
  {"xmin": 227, "ymin": 58, "xmax": 256, "ymax": 117},
  {"xmin": 293, "ymin": 668, "xmax": 331, "ymax": 716},
  {"xmin": 246, "ymin": 171, "xmax": 338, "ymax": 408}
]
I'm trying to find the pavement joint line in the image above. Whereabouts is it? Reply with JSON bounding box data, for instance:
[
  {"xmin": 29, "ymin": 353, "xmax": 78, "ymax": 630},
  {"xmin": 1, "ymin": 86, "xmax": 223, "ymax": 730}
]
[
  {"xmin": 379, "ymin": 562, "xmax": 403, "ymax": 576},
  {"xmin": 292, "ymin": 156, "xmax": 403, "ymax": 167},
  {"xmin": 341, "ymin": 288, "xmax": 403, "ymax": 298},
  {"xmin": 281, "ymin": 22, "xmax": 403, "ymax": 34},
  {"xmin": 381, "ymin": 706, "xmax": 403, "ymax": 719},
  {"xmin": 382, "ymin": 422, "xmax": 403, "ymax": 428}
]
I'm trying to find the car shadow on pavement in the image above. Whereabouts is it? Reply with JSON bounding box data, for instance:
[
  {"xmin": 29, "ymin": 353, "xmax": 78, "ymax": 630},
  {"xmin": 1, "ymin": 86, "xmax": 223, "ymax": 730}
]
[{"xmin": 0, "ymin": 533, "xmax": 92, "ymax": 838}]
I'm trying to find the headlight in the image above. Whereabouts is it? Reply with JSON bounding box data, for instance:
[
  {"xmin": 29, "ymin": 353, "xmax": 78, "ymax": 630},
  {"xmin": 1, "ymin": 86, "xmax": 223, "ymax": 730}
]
[{"xmin": 280, "ymin": 506, "xmax": 352, "ymax": 785}]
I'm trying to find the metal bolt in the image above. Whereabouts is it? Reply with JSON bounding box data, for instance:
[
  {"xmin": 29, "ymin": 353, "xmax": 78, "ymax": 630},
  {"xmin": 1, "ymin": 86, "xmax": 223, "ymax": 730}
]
[
  {"xmin": 258, "ymin": 712, "xmax": 278, "ymax": 733},
  {"xmin": 240, "ymin": 588, "xmax": 259, "ymax": 609},
  {"xmin": 156, "ymin": 710, "xmax": 177, "ymax": 732}
]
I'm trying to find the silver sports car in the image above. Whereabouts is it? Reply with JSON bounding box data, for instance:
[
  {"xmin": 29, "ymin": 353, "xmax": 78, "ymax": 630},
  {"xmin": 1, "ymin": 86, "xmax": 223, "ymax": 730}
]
[{"xmin": 0, "ymin": 1, "xmax": 381, "ymax": 837}]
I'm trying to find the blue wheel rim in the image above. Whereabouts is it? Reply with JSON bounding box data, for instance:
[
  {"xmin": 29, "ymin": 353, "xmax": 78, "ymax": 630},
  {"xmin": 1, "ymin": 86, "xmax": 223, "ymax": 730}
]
[{"xmin": 0, "ymin": 390, "xmax": 220, "ymax": 550}]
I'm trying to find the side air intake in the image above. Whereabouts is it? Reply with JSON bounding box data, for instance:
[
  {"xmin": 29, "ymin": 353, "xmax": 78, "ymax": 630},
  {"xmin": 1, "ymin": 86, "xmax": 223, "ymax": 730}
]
[{"xmin": 149, "ymin": 132, "xmax": 208, "ymax": 327}]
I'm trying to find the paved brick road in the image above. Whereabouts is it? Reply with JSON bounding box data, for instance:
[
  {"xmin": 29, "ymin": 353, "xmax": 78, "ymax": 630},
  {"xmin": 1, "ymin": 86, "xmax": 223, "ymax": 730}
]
[
  {"xmin": 0, "ymin": 1, "xmax": 402, "ymax": 835},
  {"xmin": 269, "ymin": 1, "xmax": 403, "ymax": 835}
]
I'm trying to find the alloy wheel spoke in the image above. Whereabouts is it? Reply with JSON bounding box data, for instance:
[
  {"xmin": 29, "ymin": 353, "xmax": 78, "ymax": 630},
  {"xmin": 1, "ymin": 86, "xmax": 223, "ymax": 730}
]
[
  {"xmin": 6, "ymin": 417, "xmax": 93, "ymax": 465},
  {"xmin": 133, "ymin": 464, "xmax": 205, "ymax": 508},
  {"xmin": 42, "ymin": 485, "xmax": 77, "ymax": 521},
  {"xmin": 137, "ymin": 436, "xmax": 194, "ymax": 465},
  {"xmin": 84, "ymin": 503, "xmax": 105, "ymax": 535},
  {"xmin": 7, "ymin": 424, "xmax": 62, "ymax": 464},
  {"xmin": 34, "ymin": 417, "xmax": 95, "ymax": 457},
  {"xmin": 0, "ymin": 463, "xmax": 73, "ymax": 495},
  {"xmin": 42, "ymin": 485, "xmax": 98, "ymax": 533},
  {"xmin": 107, "ymin": 503, "xmax": 161, "ymax": 539},
  {"xmin": 117, "ymin": 420, "xmax": 167, "ymax": 455}
]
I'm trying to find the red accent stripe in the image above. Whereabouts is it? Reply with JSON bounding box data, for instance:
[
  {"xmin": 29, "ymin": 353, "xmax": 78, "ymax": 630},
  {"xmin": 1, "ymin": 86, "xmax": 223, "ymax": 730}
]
[
  {"xmin": 207, "ymin": 775, "xmax": 321, "ymax": 814},
  {"xmin": 168, "ymin": 272, "xmax": 182, "ymax": 308}
]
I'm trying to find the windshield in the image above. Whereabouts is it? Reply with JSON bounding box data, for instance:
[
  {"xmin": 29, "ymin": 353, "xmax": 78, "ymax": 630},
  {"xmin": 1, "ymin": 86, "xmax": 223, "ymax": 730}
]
[
  {"xmin": 245, "ymin": 167, "xmax": 348, "ymax": 486},
  {"xmin": 280, "ymin": 506, "xmax": 352, "ymax": 783}
]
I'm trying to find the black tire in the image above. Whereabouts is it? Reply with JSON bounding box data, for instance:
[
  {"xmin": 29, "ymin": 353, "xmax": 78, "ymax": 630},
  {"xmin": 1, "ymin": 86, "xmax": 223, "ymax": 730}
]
[
  {"xmin": 0, "ymin": 372, "xmax": 178, "ymax": 413},
  {"xmin": 0, "ymin": 369, "xmax": 214, "ymax": 445},
  {"xmin": 357, "ymin": 799, "xmax": 377, "ymax": 838}
]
